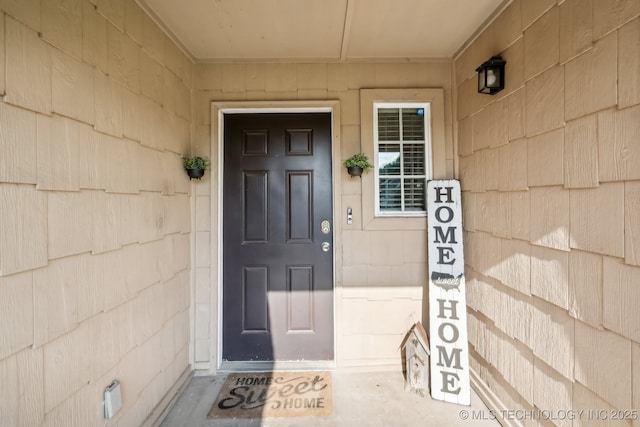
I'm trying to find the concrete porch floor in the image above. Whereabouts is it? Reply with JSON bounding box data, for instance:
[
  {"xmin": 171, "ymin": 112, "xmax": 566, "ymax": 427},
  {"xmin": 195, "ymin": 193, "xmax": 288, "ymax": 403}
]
[{"xmin": 159, "ymin": 369, "xmax": 501, "ymax": 427}]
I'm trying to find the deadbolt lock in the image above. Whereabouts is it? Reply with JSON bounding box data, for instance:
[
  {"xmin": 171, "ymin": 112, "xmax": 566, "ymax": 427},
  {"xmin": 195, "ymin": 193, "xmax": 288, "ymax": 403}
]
[{"xmin": 321, "ymin": 220, "xmax": 331, "ymax": 234}]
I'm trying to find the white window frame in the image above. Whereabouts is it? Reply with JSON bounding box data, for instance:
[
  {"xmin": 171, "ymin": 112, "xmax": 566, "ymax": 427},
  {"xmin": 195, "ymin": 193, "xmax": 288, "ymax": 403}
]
[
  {"xmin": 359, "ymin": 88, "xmax": 446, "ymax": 231},
  {"xmin": 373, "ymin": 102, "xmax": 433, "ymax": 217}
]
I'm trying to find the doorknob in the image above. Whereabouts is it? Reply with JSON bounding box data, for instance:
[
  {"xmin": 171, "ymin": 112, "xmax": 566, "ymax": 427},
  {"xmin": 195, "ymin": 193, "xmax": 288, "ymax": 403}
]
[{"xmin": 321, "ymin": 242, "xmax": 331, "ymax": 252}]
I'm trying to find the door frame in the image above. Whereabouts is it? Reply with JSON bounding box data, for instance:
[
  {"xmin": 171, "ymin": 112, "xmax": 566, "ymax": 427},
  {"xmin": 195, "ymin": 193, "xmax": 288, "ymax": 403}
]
[{"xmin": 209, "ymin": 101, "xmax": 342, "ymax": 373}]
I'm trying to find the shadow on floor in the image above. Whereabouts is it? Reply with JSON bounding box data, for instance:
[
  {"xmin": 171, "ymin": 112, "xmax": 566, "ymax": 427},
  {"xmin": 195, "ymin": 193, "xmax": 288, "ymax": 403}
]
[{"xmin": 159, "ymin": 369, "xmax": 501, "ymax": 427}]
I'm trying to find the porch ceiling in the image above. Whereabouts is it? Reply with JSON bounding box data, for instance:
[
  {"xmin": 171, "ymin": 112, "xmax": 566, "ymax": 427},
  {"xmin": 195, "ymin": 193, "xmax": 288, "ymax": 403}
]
[{"xmin": 136, "ymin": 0, "xmax": 508, "ymax": 62}]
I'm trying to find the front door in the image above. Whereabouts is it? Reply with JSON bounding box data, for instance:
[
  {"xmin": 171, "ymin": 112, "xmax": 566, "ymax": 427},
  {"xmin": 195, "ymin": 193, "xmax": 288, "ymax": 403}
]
[{"xmin": 222, "ymin": 112, "xmax": 334, "ymax": 361}]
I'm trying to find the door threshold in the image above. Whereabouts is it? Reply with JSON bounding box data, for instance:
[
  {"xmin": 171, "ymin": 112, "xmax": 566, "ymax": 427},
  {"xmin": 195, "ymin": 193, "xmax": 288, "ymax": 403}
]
[{"xmin": 218, "ymin": 360, "xmax": 336, "ymax": 373}]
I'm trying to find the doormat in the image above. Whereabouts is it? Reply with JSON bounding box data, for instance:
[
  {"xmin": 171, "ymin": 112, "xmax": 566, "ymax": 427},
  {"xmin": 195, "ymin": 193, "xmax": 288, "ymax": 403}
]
[{"xmin": 208, "ymin": 371, "xmax": 332, "ymax": 419}]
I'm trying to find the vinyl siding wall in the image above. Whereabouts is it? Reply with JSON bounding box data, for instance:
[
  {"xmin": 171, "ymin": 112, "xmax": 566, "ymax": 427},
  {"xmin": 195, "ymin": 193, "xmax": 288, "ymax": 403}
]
[
  {"xmin": 454, "ymin": 0, "xmax": 640, "ymax": 425},
  {"xmin": 193, "ymin": 61, "xmax": 455, "ymax": 369},
  {"xmin": 0, "ymin": 0, "xmax": 193, "ymax": 425}
]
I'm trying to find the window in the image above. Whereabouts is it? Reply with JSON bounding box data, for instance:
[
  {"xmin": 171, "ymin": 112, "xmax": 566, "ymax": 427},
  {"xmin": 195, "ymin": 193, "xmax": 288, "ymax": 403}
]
[
  {"xmin": 359, "ymin": 89, "xmax": 445, "ymax": 230},
  {"xmin": 374, "ymin": 103, "xmax": 432, "ymax": 216}
]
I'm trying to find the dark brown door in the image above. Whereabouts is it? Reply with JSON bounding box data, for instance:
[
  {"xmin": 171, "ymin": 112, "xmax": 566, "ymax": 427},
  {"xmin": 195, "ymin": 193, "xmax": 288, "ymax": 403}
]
[{"xmin": 223, "ymin": 113, "xmax": 334, "ymax": 361}]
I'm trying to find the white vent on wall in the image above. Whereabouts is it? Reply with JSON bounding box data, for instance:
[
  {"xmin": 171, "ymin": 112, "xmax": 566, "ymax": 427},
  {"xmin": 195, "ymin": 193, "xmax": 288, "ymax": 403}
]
[{"xmin": 104, "ymin": 380, "xmax": 122, "ymax": 419}]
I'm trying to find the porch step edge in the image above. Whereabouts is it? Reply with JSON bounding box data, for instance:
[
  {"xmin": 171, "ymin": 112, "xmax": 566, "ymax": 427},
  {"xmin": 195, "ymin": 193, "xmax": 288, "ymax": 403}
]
[
  {"xmin": 470, "ymin": 367, "xmax": 522, "ymax": 427},
  {"xmin": 142, "ymin": 366, "xmax": 194, "ymax": 427}
]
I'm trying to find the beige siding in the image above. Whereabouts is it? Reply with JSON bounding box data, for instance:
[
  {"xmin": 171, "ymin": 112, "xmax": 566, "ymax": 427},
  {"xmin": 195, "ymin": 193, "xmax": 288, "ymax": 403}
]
[
  {"xmin": 1, "ymin": 0, "xmax": 636, "ymax": 423},
  {"xmin": 194, "ymin": 62, "xmax": 454, "ymax": 368},
  {"xmin": 5, "ymin": 15, "xmax": 52, "ymax": 115},
  {"xmin": 455, "ymin": 0, "xmax": 640, "ymax": 422},
  {"xmin": 0, "ymin": 0, "xmax": 193, "ymax": 425}
]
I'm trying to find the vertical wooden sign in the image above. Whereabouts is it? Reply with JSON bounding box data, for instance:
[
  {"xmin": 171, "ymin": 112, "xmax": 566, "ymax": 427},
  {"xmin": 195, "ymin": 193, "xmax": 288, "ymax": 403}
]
[{"xmin": 427, "ymin": 180, "xmax": 470, "ymax": 405}]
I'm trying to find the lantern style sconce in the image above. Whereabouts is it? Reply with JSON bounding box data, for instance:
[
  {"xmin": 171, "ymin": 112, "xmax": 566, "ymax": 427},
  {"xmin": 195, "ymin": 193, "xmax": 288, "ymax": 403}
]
[{"xmin": 476, "ymin": 56, "xmax": 506, "ymax": 95}]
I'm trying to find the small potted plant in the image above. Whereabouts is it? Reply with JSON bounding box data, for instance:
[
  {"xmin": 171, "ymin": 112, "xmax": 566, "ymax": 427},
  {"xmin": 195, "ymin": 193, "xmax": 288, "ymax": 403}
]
[
  {"xmin": 343, "ymin": 153, "xmax": 373, "ymax": 177},
  {"xmin": 183, "ymin": 156, "xmax": 210, "ymax": 180}
]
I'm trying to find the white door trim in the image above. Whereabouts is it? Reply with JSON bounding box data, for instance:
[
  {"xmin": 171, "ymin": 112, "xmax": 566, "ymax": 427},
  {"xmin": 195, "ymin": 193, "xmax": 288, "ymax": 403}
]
[{"xmin": 202, "ymin": 100, "xmax": 342, "ymax": 374}]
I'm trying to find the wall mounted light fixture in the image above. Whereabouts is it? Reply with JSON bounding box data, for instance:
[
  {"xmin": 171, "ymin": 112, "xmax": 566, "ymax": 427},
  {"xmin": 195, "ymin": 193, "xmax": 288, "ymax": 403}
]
[{"xmin": 476, "ymin": 56, "xmax": 506, "ymax": 95}]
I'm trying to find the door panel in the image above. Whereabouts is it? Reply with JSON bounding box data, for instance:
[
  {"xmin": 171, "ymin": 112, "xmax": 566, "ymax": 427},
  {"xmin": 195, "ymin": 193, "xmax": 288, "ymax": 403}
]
[
  {"xmin": 287, "ymin": 171, "xmax": 312, "ymax": 242},
  {"xmin": 243, "ymin": 171, "xmax": 268, "ymax": 243},
  {"xmin": 287, "ymin": 265, "xmax": 314, "ymax": 331},
  {"xmin": 223, "ymin": 113, "xmax": 333, "ymax": 362}
]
